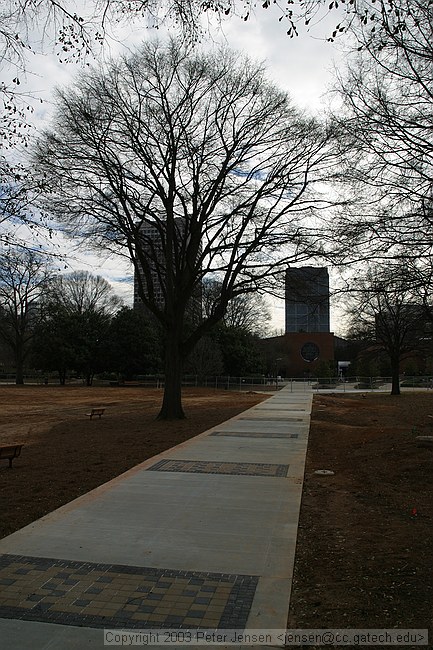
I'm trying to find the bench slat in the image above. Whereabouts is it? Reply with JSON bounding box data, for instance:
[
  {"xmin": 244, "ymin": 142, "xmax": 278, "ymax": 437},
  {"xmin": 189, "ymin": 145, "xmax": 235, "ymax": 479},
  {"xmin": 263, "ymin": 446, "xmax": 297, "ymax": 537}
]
[
  {"xmin": 0, "ymin": 444, "xmax": 23, "ymax": 468},
  {"xmin": 85, "ymin": 408, "xmax": 105, "ymax": 419}
]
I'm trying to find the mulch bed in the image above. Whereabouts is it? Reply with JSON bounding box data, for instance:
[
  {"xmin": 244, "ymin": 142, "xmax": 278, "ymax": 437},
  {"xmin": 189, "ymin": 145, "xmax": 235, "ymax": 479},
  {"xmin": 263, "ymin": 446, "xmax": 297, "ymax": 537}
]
[{"xmin": 288, "ymin": 392, "xmax": 433, "ymax": 648}]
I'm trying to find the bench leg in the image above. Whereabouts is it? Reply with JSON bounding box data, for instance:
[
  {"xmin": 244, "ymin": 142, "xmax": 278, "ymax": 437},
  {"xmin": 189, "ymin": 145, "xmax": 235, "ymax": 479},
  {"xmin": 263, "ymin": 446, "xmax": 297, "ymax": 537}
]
[{"xmin": 8, "ymin": 458, "xmax": 13, "ymax": 468}]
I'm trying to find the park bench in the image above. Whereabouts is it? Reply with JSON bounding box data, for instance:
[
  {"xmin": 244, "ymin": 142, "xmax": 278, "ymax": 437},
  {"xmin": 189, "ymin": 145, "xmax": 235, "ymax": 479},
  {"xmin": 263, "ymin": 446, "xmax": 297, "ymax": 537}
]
[
  {"xmin": 416, "ymin": 435, "xmax": 433, "ymax": 449},
  {"xmin": 0, "ymin": 443, "xmax": 23, "ymax": 468},
  {"xmin": 85, "ymin": 408, "xmax": 105, "ymax": 419}
]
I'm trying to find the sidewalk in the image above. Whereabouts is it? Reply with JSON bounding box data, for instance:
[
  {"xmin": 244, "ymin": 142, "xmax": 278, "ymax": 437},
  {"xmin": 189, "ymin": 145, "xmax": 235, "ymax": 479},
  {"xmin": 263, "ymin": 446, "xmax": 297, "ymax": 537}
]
[{"xmin": 0, "ymin": 385, "xmax": 312, "ymax": 649}]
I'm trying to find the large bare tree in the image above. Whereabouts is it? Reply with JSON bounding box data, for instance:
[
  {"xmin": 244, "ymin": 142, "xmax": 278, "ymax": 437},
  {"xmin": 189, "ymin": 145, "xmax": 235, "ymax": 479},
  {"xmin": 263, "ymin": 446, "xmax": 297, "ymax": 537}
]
[
  {"xmin": 34, "ymin": 38, "xmax": 339, "ymax": 419},
  {"xmin": 330, "ymin": 0, "xmax": 433, "ymax": 266},
  {"xmin": 1, "ymin": 0, "xmax": 421, "ymax": 139}
]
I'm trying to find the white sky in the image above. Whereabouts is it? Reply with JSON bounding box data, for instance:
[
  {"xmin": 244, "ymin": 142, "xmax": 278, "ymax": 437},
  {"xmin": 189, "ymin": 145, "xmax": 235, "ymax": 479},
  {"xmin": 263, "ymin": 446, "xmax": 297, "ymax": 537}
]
[{"xmin": 9, "ymin": 5, "xmax": 344, "ymax": 334}]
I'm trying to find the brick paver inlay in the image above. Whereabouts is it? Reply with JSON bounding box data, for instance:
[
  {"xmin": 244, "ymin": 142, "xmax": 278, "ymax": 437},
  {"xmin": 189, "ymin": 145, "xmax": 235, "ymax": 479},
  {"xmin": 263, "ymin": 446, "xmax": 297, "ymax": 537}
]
[
  {"xmin": 210, "ymin": 431, "xmax": 299, "ymax": 439},
  {"xmin": 238, "ymin": 416, "xmax": 305, "ymax": 421},
  {"xmin": 147, "ymin": 460, "xmax": 289, "ymax": 477},
  {"xmin": 0, "ymin": 555, "xmax": 258, "ymax": 630}
]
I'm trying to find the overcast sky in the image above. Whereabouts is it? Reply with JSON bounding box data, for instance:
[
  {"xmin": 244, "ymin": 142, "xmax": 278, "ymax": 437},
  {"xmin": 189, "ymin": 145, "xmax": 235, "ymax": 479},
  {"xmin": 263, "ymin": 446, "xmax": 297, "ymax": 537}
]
[{"xmin": 13, "ymin": 5, "xmax": 343, "ymax": 333}]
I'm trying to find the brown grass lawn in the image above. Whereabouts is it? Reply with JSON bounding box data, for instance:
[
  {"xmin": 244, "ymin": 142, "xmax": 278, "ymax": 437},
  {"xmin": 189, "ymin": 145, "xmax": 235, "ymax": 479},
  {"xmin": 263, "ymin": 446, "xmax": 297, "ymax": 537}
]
[{"xmin": 0, "ymin": 385, "xmax": 267, "ymax": 538}]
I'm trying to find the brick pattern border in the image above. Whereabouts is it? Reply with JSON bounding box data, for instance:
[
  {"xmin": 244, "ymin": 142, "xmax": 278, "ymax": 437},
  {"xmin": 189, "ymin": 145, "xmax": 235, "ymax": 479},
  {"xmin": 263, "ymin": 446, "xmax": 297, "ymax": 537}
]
[
  {"xmin": 238, "ymin": 416, "xmax": 305, "ymax": 421},
  {"xmin": 0, "ymin": 554, "xmax": 258, "ymax": 630},
  {"xmin": 147, "ymin": 459, "xmax": 289, "ymax": 477},
  {"xmin": 210, "ymin": 431, "xmax": 299, "ymax": 439}
]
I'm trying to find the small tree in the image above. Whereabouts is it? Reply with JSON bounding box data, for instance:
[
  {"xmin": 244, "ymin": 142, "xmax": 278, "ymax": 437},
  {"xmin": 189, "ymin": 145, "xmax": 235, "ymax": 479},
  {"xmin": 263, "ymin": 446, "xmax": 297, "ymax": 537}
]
[
  {"xmin": 32, "ymin": 304, "xmax": 77, "ymax": 384},
  {"xmin": 184, "ymin": 336, "xmax": 224, "ymax": 379},
  {"xmin": 203, "ymin": 279, "xmax": 271, "ymax": 337},
  {"xmin": 345, "ymin": 265, "xmax": 425, "ymax": 395},
  {"xmin": 0, "ymin": 248, "xmax": 54, "ymax": 383},
  {"xmin": 50, "ymin": 270, "xmax": 122, "ymax": 316},
  {"xmin": 34, "ymin": 39, "xmax": 339, "ymax": 419},
  {"xmin": 216, "ymin": 325, "xmax": 264, "ymax": 376},
  {"xmin": 106, "ymin": 307, "xmax": 162, "ymax": 378},
  {"xmin": 34, "ymin": 270, "xmax": 122, "ymax": 384}
]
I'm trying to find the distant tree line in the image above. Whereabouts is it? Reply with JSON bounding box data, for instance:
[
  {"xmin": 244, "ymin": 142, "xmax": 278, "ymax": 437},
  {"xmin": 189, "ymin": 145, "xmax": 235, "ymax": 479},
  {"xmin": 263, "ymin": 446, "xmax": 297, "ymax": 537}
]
[{"xmin": 0, "ymin": 249, "xmax": 270, "ymax": 384}]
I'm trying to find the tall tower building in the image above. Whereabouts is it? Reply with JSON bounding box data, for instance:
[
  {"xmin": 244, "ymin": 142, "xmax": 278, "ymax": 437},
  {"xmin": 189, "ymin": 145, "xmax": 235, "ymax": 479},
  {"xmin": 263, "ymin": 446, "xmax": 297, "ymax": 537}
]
[
  {"xmin": 285, "ymin": 266, "xmax": 330, "ymax": 333},
  {"xmin": 133, "ymin": 221, "xmax": 165, "ymax": 311},
  {"xmin": 261, "ymin": 266, "xmax": 334, "ymax": 376},
  {"xmin": 133, "ymin": 219, "xmax": 202, "ymax": 322}
]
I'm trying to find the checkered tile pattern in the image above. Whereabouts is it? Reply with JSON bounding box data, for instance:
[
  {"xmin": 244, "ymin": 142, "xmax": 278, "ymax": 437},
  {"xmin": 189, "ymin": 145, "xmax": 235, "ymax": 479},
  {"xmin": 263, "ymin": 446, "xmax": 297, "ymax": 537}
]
[
  {"xmin": 0, "ymin": 555, "xmax": 258, "ymax": 630},
  {"xmin": 147, "ymin": 459, "xmax": 289, "ymax": 477}
]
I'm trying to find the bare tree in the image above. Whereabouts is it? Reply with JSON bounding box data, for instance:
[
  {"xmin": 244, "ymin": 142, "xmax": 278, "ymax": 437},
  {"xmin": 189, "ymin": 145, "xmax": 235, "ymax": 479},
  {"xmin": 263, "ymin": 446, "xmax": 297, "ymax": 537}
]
[
  {"xmin": 203, "ymin": 279, "xmax": 271, "ymax": 337},
  {"xmin": 34, "ymin": 39, "xmax": 339, "ymax": 419},
  {"xmin": 1, "ymin": 0, "xmax": 421, "ymax": 257},
  {"xmin": 2, "ymin": 0, "xmax": 408, "ymax": 270},
  {"xmin": 49, "ymin": 270, "xmax": 122, "ymax": 316},
  {"xmin": 345, "ymin": 264, "xmax": 425, "ymax": 395},
  {"xmin": 330, "ymin": 0, "xmax": 433, "ymax": 265},
  {"xmin": 34, "ymin": 271, "xmax": 121, "ymax": 385},
  {"xmin": 1, "ymin": 0, "xmax": 421, "ymax": 139},
  {"xmin": 0, "ymin": 247, "xmax": 54, "ymax": 383}
]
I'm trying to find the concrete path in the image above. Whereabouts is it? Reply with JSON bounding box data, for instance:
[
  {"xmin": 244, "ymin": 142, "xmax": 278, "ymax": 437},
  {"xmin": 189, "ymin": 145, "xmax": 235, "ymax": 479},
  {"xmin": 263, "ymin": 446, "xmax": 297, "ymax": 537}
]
[{"xmin": 0, "ymin": 385, "xmax": 312, "ymax": 649}]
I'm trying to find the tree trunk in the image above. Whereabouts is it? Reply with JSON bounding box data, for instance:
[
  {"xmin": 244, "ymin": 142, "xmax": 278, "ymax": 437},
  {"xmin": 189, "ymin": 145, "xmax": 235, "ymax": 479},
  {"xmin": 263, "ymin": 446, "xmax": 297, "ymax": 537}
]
[
  {"xmin": 15, "ymin": 365, "xmax": 24, "ymax": 385},
  {"xmin": 391, "ymin": 356, "xmax": 401, "ymax": 395},
  {"xmin": 158, "ymin": 329, "xmax": 185, "ymax": 420},
  {"xmin": 15, "ymin": 346, "xmax": 25, "ymax": 385}
]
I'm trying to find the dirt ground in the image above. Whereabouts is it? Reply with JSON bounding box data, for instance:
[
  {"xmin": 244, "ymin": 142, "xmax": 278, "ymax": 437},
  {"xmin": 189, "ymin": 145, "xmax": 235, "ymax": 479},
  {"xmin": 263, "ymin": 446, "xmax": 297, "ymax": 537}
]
[
  {"xmin": 288, "ymin": 392, "xmax": 433, "ymax": 648},
  {"xmin": 0, "ymin": 386, "xmax": 432, "ymax": 646}
]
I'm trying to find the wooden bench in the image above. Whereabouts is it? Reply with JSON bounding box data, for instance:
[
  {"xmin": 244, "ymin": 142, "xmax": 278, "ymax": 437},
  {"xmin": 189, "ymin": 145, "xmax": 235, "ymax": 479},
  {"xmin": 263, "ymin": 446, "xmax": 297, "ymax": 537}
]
[
  {"xmin": 85, "ymin": 408, "xmax": 105, "ymax": 419},
  {"xmin": 0, "ymin": 444, "xmax": 23, "ymax": 468},
  {"xmin": 416, "ymin": 435, "xmax": 433, "ymax": 449}
]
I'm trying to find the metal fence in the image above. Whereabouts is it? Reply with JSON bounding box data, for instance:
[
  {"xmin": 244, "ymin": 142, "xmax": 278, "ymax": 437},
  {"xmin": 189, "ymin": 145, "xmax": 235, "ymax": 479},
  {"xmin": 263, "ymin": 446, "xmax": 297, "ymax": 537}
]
[
  {"xmin": 87, "ymin": 374, "xmax": 433, "ymax": 392},
  {"xmin": 288, "ymin": 376, "xmax": 433, "ymax": 392},
  {"xmin": 0, "ymin": 373, "xmax": 432, "ymax": 391}
]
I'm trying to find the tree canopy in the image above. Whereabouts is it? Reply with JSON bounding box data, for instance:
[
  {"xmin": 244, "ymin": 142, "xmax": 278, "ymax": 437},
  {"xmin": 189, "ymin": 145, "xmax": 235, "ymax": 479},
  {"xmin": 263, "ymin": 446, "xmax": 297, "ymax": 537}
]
[
  {"xmin": 345, "ymin": 264, "xmax": 427, "ymax": 394},
  {"xmin": 33, "ymin": 38, "xmax": 339, "ymax": 417},
  {"xmin": 330, "ymin": 0, "xmax": 433, "ymax": 267}
]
